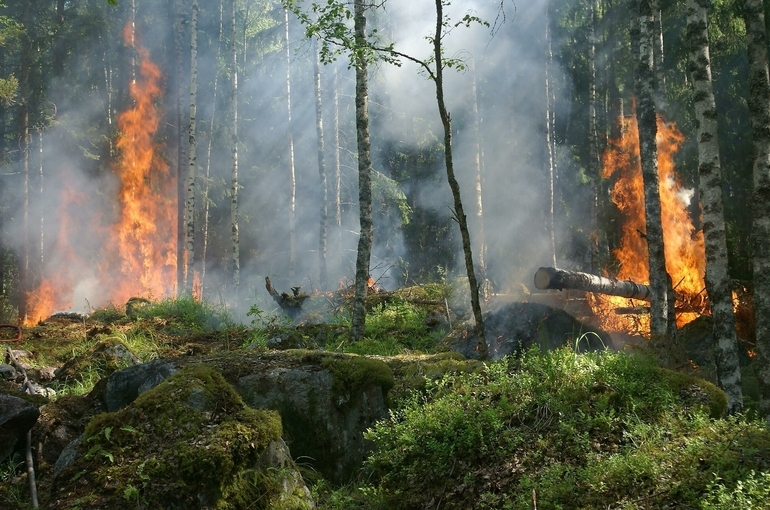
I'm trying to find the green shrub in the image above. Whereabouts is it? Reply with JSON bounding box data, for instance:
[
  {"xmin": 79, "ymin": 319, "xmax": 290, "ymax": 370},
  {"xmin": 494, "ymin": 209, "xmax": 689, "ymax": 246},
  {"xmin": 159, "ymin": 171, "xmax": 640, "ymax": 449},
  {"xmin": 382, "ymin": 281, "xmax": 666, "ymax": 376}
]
[
  {"xmin": 702, "ymin": 470, "xmax": 770, "ymax": 509},
  {"xmin": 362, "ymin": 348, "xmax": 767, "ymax": 509}
]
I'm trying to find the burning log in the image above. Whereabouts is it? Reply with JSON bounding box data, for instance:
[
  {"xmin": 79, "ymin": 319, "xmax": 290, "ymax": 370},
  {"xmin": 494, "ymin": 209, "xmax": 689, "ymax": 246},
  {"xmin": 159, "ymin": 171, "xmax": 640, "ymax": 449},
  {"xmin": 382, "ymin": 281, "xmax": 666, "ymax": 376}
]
[{"xmin": 534, "ymin": 266, "xmax": 652, "ymax": 301}]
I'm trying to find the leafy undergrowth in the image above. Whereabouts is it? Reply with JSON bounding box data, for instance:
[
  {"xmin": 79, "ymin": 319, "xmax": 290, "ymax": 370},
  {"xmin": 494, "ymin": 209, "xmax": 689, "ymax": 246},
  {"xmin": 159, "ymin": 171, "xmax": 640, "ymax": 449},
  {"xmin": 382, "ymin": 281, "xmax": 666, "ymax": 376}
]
[
  {"xmin": 318, "ymin": 349, "xmax": 770, "ymax": 510},
  {"xmin": 3, "ymin": 295, "xmax": 770, "ymax": 509}
]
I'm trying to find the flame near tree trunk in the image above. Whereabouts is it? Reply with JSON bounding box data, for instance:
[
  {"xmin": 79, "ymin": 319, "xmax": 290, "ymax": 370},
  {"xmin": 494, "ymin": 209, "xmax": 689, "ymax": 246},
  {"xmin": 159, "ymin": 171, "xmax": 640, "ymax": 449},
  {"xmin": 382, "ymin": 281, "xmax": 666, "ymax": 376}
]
[
  {"xmin": 23, "ymin": 26, "xmax": 176, "ymax": 325},
  {"xmin": 591, "ymin": 110, "xmax": 706, "ymax": 333}
]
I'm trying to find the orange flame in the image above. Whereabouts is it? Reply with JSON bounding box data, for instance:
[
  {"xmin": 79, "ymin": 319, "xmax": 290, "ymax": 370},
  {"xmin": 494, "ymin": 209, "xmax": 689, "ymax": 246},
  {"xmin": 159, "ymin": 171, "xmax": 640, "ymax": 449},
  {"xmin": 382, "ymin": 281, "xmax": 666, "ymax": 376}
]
[
  {"xmin": 23, "ymin": 25, "xmax": 176, "ymax": 325},
  {"xmin": 592, "ymin": 109, "xmax": 706, "ymax": 333}
]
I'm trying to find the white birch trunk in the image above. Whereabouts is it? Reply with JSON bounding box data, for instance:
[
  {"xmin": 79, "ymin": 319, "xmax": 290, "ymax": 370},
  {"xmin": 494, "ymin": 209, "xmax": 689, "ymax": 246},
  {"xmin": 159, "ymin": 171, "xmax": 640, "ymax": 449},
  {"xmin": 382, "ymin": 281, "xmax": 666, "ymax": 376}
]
[
  {"xmin": 185, "ymin": 0, "xmax": 198, "ymax": 294},
  {"xmin": 201, "ymin": 0, "xmax": 224, "ymax": 289},
  {"xmin": 314, "ymin": 40, "xmax": 328, "ymax": 290},
  {"xmin": 230, "ymin": 0, "xmax": 240, "ymax": 290},
  {"xmin": 284, "ymin": 9, "xmax": 297, "ymax": 281},
  {"xmin": 686, "ymin": 0, "xmax": 743, "ymax": 413},
  {"xmin": 635, "ymin": 0, "xmax": 672, "ymax": 349}
]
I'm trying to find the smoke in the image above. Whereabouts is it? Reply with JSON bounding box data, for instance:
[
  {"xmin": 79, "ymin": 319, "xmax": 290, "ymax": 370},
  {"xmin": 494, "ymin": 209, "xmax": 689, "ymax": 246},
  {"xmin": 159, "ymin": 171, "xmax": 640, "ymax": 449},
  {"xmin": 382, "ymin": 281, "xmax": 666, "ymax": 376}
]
[{"xmin": 4, "ymin": 0, "xmax": 588, "ymax": 321}]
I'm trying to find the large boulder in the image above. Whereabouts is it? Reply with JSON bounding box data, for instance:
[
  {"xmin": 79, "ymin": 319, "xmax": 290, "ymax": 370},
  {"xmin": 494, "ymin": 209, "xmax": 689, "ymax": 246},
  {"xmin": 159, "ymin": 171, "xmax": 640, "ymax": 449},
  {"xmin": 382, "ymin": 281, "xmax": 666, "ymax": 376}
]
[
  {"xmin": 94, "ymin": 350, "xmax": 393, "ymax": 485},
  {"xmin": 231, "ymin": 351, "xmax": 393, "ymax": 484},
  {"xmin": 51, "ymin": 364, "xmax": 313, "ymax": 509}
]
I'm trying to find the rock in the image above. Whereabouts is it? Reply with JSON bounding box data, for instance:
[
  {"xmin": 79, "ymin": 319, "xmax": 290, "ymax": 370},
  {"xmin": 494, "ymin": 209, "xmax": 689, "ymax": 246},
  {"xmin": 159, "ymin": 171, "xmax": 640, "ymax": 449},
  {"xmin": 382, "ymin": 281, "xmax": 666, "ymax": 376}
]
[
  {"xmin": 0, "ymin": 364, "xmax": 18, "ymax": 381},
  {"xmin": 51, "ymin": 365, "xmax": 314, "ymax": 509},
  {"xmin": 100, "ymin": 358, "xmax": 179, "ymax": 411},
  {"xmin": 0, "ymin": 393, "xmax": 40, "ymax": 461},
  {"xmin": 95, "ymin": 350, "xmax": 393, "ymax": 485},
  {"xmin": 447, "ymin": 301, "xmax": 613, "ymax": 360},
  {"xmin": 233, "ymin": 351, "xmax": 392, "ymax": 485}
]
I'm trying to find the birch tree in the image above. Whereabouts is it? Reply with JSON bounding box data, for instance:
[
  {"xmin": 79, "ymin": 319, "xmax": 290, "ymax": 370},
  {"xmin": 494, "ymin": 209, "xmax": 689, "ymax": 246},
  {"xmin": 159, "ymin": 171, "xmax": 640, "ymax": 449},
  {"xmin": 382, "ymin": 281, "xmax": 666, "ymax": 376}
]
[
  {"xmin": 230, "ymin": 0, "xmax": 240, "ymax": 291},
  {"xmin": 173, "ymin": 0, "xmax": 186, "ymax": 294},
  {"xmin": 686, "ymin": 0, "xmax": 743, "ymax": 413},
  {"xmin": 284, "ymin": 8, "xmax": 297, "ymax": 281},
  {"xmin": 741, "ymin": 0, "xmax": 770, "ymax": 422},
  {"xmin": 201, "ymin": 0, "xmax": 224, "ymax": 290},
  {"xmin": 185, "ymin": 0, "xmax": 199, "ymax": 294},
  {"xmin": 545, "ymin": 0, "xmax": 557, "ymax": 268},
  {"xmin": 634, "ymin": 0, "xmax": 672, "ymax": 350},
  {"xmin": 314, "ymin": 39, "xmax": 328, "ymax": 290}
]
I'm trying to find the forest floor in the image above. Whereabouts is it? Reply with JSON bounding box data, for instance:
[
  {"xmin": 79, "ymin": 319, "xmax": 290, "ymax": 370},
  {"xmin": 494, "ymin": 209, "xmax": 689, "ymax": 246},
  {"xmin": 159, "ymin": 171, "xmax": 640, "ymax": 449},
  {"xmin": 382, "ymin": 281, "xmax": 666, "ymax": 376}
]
[{"xmin": 1, "ymin": 289, "xmax": 769, "ymax": 509}]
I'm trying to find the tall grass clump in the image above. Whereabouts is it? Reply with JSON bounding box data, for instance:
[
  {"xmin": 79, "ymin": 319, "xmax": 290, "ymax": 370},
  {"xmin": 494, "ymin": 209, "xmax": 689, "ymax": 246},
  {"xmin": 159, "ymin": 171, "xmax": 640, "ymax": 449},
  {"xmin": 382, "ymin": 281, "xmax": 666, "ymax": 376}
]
[
  {"xmin": 359, "ymin": 348, "xmax": 769, "ymax": 509},
  {"xmin": 130, "ymin": 296, "xmax": 233, "ymax": 333}
]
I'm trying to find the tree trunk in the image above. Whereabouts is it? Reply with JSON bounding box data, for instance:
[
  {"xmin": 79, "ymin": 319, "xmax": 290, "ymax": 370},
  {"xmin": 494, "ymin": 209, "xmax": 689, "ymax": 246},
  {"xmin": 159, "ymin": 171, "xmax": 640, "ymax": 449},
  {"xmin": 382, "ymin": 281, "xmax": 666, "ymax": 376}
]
[
  {"xmin": 333, "ymin": 66, "xmax": 342, "ymax": 238},
  {"xmin": 545, "ymin": 1, "xmax": 557, "ymax": 268},
  {"xmin": 314, "ymin": 40, "xmax": 328, "ymax": 290},
  {"xmin": 201, "ymin": 0, "xmax": 224, "ymax": 290},
  {"xmin": 635, "ymin": 0, "xmax": 673, "ymax": 352},
  {"xmin": 469, "ymin": 59, "xmax": 488, "ymax": 299},
  {"xmin": 37, "ymin": 129, "xmax": 43, "ymax": 274},
  {"xmin": 19, "ymin": 0, "xmax": 30, "ymax": 321},
  {"xmin": 742, "ymin": 0, "xmax": 770, "ymax": 422},
  {"xmin": 349, "ymin": 0, "xmax": 374, "ymax": 344},
  {"xmin": 433, "ymin": 0, "xmax": 487, "ymax": 358},
  {"xmin": 284, "ymin": 9, "xmax": 297, "ymax": 281},
  {"xmin": 651, "ymin": 0, "xmax": 666, "ymax": 98},
  {"xmin": 535, "ymin": 266, "xmax": 652, "ymax": 300},
  {"xmin": 686, "ymin": 0, "xmax": 743, "ymax": 413},
  {"xmin": 230, "ymin": 0, "xmax": 240, "ymax": 291},
  {"xmin": 589, "ymin": 0, "xmax": 601, "ymax": 272},
  {"xmin": 174, "ymin": 0, "xmax": 186, "ymax": 296},
  {"xmin": 185, "ymin": 0, "xmax": 199, "ymax": 294}
]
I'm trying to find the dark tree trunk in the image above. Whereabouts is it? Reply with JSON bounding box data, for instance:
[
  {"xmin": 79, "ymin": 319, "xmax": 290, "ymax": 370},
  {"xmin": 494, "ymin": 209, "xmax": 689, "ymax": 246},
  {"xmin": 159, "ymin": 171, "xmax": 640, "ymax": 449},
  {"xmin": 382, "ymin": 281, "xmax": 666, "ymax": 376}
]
[
  {"xmin": 349, "ymin": 0, "xmax": 374, "ymax": 344},
  {"xmin": 433, "ymin": 0, "xmax": 487, "ymax": 358},
  {"xmin": 742, "ymin": 0, "xmax": 770, "ymax": 422}
]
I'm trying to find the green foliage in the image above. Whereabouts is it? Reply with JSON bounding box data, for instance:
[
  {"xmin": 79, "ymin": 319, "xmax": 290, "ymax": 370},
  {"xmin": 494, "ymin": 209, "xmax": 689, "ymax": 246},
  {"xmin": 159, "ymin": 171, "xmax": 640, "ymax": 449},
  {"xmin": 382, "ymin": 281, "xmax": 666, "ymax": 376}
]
[
  {"xmin": 129, "ymin": 296, "xmax": 233, "ymax": 333},
  {"xmin": 360, "ymin": 348, "xmax": 765, "ymax": 509},
  {"xmin": 343, "ymin": 298, "xmax": 441, "ymax": 356},
  {"xmin": 0, "ymin": 75, "xmax": 17, "ymax": 104},
  {"xmin": 702, "ymin": 470, "xmax": 770, "ymax": 509}
]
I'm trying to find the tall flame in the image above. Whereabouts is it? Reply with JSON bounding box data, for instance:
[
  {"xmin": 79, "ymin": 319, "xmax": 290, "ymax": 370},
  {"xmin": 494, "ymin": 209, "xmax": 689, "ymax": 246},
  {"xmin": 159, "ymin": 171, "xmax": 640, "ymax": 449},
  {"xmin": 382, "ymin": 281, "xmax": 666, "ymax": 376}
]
[
  {"xmin": 23, "ymin": 25, "xmax": 176, "ymax": 324},
  {"xmin": 592, "ymin": 109, "xmax": 706, "ymax": 332}
]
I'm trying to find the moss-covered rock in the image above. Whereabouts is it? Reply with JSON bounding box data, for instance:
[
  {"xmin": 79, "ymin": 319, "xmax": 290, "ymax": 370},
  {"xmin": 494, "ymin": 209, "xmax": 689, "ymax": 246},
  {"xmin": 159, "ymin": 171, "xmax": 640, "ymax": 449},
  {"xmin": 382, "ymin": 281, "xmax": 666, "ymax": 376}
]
[
  {"xmin": 51, "ymin": 364, "xmax": 312, "ymax": 509},
  {"xmin": 229, "ymin": 350, "xmax": 392, "ymax": 484}
]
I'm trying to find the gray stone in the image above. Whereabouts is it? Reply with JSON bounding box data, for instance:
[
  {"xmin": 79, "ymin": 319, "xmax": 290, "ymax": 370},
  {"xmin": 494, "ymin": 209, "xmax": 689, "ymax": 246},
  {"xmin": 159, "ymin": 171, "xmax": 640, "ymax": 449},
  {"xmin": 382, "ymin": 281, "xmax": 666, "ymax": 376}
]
[
  {"xmin": 0, "ymin": 393, "xmax": 40, "ymax": 461},
  {"xmin": 101, "ymin": 359, "xmax": 179, "ymax": 411}
]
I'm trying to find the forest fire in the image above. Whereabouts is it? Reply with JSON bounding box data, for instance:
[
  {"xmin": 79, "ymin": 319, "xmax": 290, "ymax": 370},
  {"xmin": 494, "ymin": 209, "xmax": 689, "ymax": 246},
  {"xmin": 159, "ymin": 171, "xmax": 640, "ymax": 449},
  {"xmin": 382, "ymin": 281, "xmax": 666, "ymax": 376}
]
[
  {"xmin": 23, "ymin": 26, "xmax": 176, "ymax": 325},
  {"xmin": 590, "ymin": 111, "xmax": 706, "ymax": 334}
]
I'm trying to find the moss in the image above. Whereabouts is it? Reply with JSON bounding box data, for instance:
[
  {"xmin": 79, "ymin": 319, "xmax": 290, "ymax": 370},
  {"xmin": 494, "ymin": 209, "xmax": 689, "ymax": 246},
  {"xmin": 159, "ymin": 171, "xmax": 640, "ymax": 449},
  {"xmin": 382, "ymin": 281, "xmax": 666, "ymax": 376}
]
[
  {"xmin": 318, "ymin": 352, "xmax": 394, "ymax": 405},
  {"xmin": 60, "ymin": 364, "xmax": 287, "ymax": 509},
  {"xmin": 660, "ymin": 368, "xmax": 729, "ymax": 418},
  {"xmin": 382, "ymin": 352, "xmax": 485, "ymax": 405}
]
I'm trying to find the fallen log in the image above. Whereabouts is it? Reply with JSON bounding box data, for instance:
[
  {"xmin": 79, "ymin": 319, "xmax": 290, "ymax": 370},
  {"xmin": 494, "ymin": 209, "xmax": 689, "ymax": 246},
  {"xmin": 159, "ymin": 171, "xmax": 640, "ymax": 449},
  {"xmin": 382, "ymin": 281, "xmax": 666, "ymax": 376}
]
[{"xmin": 534, "ymin": 266, "xmax": 652, "ymax": 301}]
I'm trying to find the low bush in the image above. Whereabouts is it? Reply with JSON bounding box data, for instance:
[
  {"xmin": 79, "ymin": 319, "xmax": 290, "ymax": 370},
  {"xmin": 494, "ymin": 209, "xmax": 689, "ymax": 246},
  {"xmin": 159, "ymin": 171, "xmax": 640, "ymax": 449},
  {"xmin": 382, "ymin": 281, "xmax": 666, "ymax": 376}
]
[{"xmin": 357, "ymin": 348, "xmax": 769, "ymax": 509}]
